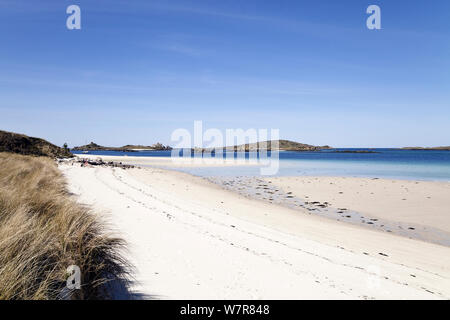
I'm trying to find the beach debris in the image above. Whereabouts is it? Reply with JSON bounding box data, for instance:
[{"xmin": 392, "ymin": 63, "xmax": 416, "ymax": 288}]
[
  {"xmin": 422, "ymin": 287, "xmax": 434, "ymax": 294},
  {"xmin": 73, "ymin": 158, "xmax": 135, "ymax": 169}
]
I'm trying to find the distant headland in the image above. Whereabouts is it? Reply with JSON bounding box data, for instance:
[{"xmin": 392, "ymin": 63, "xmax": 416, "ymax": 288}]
[{"xmin": 0, "ymin": 130, "xmax": 72, "ymax": 158}]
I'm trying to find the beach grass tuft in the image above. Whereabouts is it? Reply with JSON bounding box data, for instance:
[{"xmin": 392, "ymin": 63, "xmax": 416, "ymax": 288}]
[{"xmin": 0, "ymin": 152, "xmax": 131, "ymax": 300}]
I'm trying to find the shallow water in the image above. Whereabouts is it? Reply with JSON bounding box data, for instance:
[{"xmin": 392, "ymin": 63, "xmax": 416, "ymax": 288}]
[{"xmin": 73, "ymin": 149, "xmax": 450, "ymax": 181}]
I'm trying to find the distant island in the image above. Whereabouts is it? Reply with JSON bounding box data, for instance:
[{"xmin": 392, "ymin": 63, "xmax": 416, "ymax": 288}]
[
  {"xmin": 0, "ymin": 130, "xmax": 72, "ymax": 158},
  {"xmin": 72, "ymin": 142, "xmax": 172, "ymax": 152},
  {"xmin": 402, "ymin": 146, "xmax": 450, "ymax": 151},
  {"xmin": 193, "ymin": 140, "xmax": 331, "ymax": 153}
]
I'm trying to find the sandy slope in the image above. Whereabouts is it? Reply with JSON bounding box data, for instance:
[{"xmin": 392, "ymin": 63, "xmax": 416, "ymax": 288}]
[
  {"xmin": 60, "ymin": 164, "xmax": 450, "ymax": 299},
  {"xmin": 267, "ymin": 176, "xmax": 450, "ymax": 233}
]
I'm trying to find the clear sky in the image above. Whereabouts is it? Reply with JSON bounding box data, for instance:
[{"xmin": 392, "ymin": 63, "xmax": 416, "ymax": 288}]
[{"xmin": 0, "ymin": 0, "xmax": 449, "ymax": 148}]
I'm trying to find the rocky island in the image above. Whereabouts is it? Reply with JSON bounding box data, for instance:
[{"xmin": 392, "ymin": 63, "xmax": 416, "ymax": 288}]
[
  {"xmin": 72, "ymin": 142, "xmax": 172, "ymax": 152},
  {"xmin": 193, "ymin": 140, "xmax": 331, "ymax": 153}
]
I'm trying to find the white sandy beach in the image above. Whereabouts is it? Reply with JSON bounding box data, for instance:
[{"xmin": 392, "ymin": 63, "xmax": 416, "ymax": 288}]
[
  {"xmin": 76, "ymin": 154, "xmax": 261, "ymax": 168},
  {"xmin": 59, "ymin": 157, "xmax": 450, "ymax": 299},
  {"xmin": 267, "ymin": 176, "xmax": 450, "ymax": 233}
]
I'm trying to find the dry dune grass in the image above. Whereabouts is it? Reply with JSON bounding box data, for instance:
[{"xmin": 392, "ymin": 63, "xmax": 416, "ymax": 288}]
[{"xmin": 0, "ymin": 153, "xmax": 131, "ymax": 299}]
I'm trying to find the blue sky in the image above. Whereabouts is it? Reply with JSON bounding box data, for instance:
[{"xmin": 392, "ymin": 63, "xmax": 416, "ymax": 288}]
[{"xmin": 0, "ymin": 0, "xmax": 449, "ymax": 148}]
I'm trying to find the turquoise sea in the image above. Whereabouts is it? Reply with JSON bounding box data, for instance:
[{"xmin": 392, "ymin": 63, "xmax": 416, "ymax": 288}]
[{"xmin": 72, "ymin": 149, "xmax": 450, "ymax": 181}]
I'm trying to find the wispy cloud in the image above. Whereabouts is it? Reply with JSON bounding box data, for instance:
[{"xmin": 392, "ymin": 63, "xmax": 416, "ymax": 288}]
[
  {"xmin": 146, "ymin": 41, "xmax": 208, "ymax": 57},
  {"xmin": 0, "ymin": 71, "xmax": 349, "ymax": 98}
]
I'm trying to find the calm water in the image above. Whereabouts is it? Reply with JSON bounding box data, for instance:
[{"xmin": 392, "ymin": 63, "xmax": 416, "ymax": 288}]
[{"xmin": 72, "ymin": 149, "xmax": 450, "ymax": 181}]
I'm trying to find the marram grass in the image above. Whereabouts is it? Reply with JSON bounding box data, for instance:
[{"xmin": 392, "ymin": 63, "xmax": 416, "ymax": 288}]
[{"xmin": 0, "ymin": 153, "xmax": 131, "ymax": 300}]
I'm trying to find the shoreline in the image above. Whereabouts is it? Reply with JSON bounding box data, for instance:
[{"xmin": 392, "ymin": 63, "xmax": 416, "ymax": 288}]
[
  {"xmin": 71, "ymin": 152, "xmax": 450, "ymax": 183},
  {"xmin": 60, "ymin": 156, "xmax": 450, "ymax": 299},
  {"xmin": 71, "ymin": 154, "xmax": 450, "ymax": 246},
  {"xmin": 209, "ymin": 176, "xmax": 450, "ymax": 247},
  {"xmin": 72, "ymin": 154, "xmax": 262, "ymax": 168}
]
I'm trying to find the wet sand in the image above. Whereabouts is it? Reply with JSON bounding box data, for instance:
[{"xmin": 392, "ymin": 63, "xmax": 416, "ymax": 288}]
[{"xmin": 210, "ymin": 176, "xmax": 450, "ymax": 246}]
